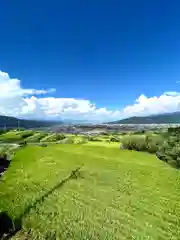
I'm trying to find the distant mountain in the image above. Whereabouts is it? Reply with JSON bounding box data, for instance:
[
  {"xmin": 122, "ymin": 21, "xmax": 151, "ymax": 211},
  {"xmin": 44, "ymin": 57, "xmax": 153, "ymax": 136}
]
[
  {"xmin": 108, "ymin": 112, "xmax": 180, "ymax": 124},
  {"xmin": 62, "ymin": 119, "xmax": 90, "ymax": 124},
  {"xmin": 62, "ymin": 118, "xmax": 103, "ymax": 124},
  {"xmin": 0, "ymin": 115, "xmax": 62, "ymax": 129}
]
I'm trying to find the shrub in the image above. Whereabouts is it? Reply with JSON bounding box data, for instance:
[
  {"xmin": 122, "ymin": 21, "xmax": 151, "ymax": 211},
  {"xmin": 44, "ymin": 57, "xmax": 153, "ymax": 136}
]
[
  {"xmin": 88, "ymin": 137, "xmax": 102, "ymax": 142},
  {"xmin": 168, "ymin": 127, "xmax": 180, "ymax": 136},
  {"xmin": 40, "ymin": 143, "xmax": 48, "ymax": 147},
  {"xmin": 133, "ymin": 130, "xmax": 145, "ymax": 135},
  {"xmin": 145, "ymin": 135, "xmax": 164, "ymax": 153},
  {"xmin": 0, "ymin": 150, "xmax": 8, "ymax": 160},
  {"xmin": 26, "ymin": 132, "xmax": 48, "ymax": 142},
  {"xmin": 154, "ymin": 129, "xmax": 180, "ymax": 168},
  {"xmin": 121, "ymin": 135, "xmax": 164, "ymax": 154},
  {"xmin": 54, "ymin": 134, "xmax": 66, "ymax": 141},
  {"xmin": 0, "ymin": 146, "xmax": 12, "ymax": 161},
  {"xmin": 110, "ymin": 137, "xmax": 121, "ymax": 142},
  {"xmin": 101, "ymin": 132, "xmax": 109, "ymax": 136},
  {"xmin": 121, "ymin": 136, "xmax": 147, "ymax": 151},
  {"xmin": 156, "ymin": 138, "xmax": 180, "ymax": 168},
  {"xmin": 122, "ymin": 127, "xmax": 180, "ymax": 168},
  {"xmin": 0, "ymin": 130, "xmax": 6, "ymax": 135},
  {"xmin": 120, "ymin": 132, "xmax": 127, "ymax": 136},
  {"xmin": 19, "ymin": 140, "xmax": 27, "ymax": 147},
  {"xmin": 20, "ymin": 132, "xmax": 34, "ymax": 139}
]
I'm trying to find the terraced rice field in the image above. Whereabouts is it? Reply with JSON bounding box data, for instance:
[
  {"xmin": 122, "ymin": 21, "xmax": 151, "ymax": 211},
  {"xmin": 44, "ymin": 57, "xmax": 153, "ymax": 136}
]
[
  {"xmin": 0, "ymin": 130, "xmax": 34, "ymax": 143},
  {"xmin": 25, "ymin": 132, "xmax": 48, "ymax": 142},
  {"xmin": 0, "ymin": 144, "xmax": 180, "ymax": 239}
]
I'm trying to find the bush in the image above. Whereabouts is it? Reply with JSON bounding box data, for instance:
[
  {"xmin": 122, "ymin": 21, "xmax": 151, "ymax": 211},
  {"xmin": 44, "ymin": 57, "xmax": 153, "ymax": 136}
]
[
  {"xmin": 119, "ymin": 132, "xmax": 127, "ymax": 136},
  {"xmin": 155, "ymin": 128, "xmax": 180, "ymax": 168},
  {"xmin": 101, "ymin": 132, "xmax": 109, "ymax": 136},
  {"xmin": 122, "ymin": 127, "xmax": 180, "ymax": 168},
  {"xmin": 0, "ymin": 150, "xmax": 8, "ymax": 160},
  {"xmin": 168, "ymin": 127, "xmax": 180, "ymax": 136},
  {"xmin": 88, "ymin": 137, "xmax": 102, "ymax": 142},
  {"xmin": 19, "ymin": 140, "xmax": 27, "ymax": 146},
  {"xmin": 110, "ymin": 137, "xmax": 121, "ymax": 142},
  {"xmin": 40, "ymin": 143, "xmax": 48, "ymax": 147},
  {"xmin": 145, "ymin": 135, "xmax": 164, "ymax": 153},
  {"xmin": 121, "ymin": 135, "xmax": 164, "ymax": 154},
  {"xmin": 156, "ymin": 136, "xmax": 180, "ymax": 168},
  {"xmin": 26, "ymin": 132, "xmax": 48, "ymax": 142},
  {"xmin": 133, "ymin": 130, "xmax": 145, "ymax": 135},
  {"xmin": 0, "ymin": 146, "xmax": 12, "ymax": 161},
  {"xmin": 54, "ymin": 134, "xmax": 66, "ymax": 141},
  {"xmin": 0, "ymin": 130, "xmax": 6, "ymax": 135},
  {"xmin": 121, "ymin": 136, "xmax": 147, "ymax": 151},
  {"xmin": 21, "ymin": 132, "xmax": 34, "ymax": 139}
]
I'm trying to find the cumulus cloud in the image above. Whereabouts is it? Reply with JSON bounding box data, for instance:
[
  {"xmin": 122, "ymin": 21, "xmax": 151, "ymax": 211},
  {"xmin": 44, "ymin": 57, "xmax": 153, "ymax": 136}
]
[
  {"xmin": 164, "ymin": 91, "xmax": 180, "ymax": 96},
  {"xmin": 122, "ymin": 94, "xmax": 180, "ymax": 118},
  {"xmin": 0, "ymin": 71, "xmax": 55, "ymax": 99},
  {"xmin": 0, "ymin": 70, "xmax": 180, "ymax": 121}
]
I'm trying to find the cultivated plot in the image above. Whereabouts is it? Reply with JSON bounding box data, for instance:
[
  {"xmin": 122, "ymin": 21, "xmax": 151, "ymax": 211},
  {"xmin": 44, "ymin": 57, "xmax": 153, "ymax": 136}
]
[{"xmin": 0, "ymin": 144, "xmax": 180, "ymax": 239}]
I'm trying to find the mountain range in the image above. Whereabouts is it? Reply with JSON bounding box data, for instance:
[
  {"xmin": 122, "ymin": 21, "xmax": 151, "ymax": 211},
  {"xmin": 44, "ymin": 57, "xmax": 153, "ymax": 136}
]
[
  {"xmin": 1, "ymin": 111, "xmax": 180, "ymax": 129},
  {"xmin": 108, "ymin": 112, "xmax": 180, "ymax": 124},
  {"xmin": 0, "ymin": 115, "xmax": 62, "ymax": 129}
]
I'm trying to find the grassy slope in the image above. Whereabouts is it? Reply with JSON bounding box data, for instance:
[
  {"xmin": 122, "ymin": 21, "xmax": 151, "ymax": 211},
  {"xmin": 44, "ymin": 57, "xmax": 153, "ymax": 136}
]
[
  {"xmin": 25, "ymin": 132, "xmax": 48, "ymax": 142},
  {"xmin": 85, "ymin": 141, "xmax": 120, "ymax": 148},
  {"xmin": 0, "ymin": 144, "xmax": 180, "ymax": 239},
  {"xmin": 0, "ymin": 130, "xmax": 33, "ymax": 143}
]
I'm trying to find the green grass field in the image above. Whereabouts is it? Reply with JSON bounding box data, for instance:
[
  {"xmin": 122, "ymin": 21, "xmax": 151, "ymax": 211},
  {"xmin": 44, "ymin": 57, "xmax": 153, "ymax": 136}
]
[
  {"xmin": 85, "ymin": 141, "xmax": 120, "ymax": 148},
  {"xmin": 0, "ymin": 130, "xmax": 34, "ymax": 143},
  {"xmin": 25, "ymin": 132, "xmax": 48, "ymax": 142},
  {"xmin": 0, "ymin": 143, "xmax": 180, "ymax": 239},
  {"xmin": 0, "ymin": 129, "xmax": 136, "ymax": 146}
]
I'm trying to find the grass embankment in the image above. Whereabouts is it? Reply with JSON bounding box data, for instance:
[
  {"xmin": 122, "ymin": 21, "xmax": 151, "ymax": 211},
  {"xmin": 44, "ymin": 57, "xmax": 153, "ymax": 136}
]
[{"xmin": 0, "ymin": 144, "xmax": 180, "ymax": 239}]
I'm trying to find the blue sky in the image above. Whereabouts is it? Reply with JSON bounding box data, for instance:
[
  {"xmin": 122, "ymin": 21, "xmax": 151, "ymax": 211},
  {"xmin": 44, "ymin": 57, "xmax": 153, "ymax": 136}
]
[{"xmin": 0, "ymin": 0, "xmax": 180, "ymax": 121}]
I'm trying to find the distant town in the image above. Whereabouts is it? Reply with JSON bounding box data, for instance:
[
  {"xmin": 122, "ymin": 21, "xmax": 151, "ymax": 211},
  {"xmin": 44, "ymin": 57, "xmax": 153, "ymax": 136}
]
[{"xmin": 47, "ymin": 123, "xmax": 180, "ymax": 135}]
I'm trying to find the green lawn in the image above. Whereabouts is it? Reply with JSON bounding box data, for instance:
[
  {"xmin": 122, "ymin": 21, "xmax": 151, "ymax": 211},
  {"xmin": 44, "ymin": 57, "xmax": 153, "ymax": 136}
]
[{"xmin": 0, "ymin": 144, "xmax": 180, "ymax": 239}]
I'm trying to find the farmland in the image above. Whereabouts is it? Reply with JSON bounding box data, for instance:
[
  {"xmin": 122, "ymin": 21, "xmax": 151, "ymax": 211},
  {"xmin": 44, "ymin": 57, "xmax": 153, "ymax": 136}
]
[
  {"xmin": 0, "ymin": 129, "xmax": 180, "ymax": 239},
  {"xmin": 0, "ymin": 129, "xmax": 122, "ymax": 145}
]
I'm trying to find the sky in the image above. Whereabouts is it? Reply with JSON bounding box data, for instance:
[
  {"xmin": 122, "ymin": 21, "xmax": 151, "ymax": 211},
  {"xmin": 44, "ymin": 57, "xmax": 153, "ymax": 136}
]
[{"xmin": 0, "ymin": 0, "xmax": 180, "ymax": 122}]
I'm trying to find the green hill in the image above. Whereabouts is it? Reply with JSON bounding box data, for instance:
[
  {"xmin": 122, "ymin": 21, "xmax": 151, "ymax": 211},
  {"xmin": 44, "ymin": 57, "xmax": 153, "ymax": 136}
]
[
  {"xmin": 108, "ymin": 112, "xmax": 180, "ymax": 124},
  {"xmin": 0, "ymin": 115, "xmax": 62, "ymax": 129}
]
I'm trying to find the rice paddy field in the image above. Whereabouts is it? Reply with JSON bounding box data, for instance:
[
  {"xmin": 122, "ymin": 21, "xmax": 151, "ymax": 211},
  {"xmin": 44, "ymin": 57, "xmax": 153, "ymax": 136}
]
[
  {"xmin": 0, "ymin": 130, "xmax": 86, "ymax": 144},
  {"xmin": 0, "ymin": 142, "xmax": 180, "ymax": 239},
  {"xmin": 0, "ymin": 130, "xmax": 34, "ymax": 143}
]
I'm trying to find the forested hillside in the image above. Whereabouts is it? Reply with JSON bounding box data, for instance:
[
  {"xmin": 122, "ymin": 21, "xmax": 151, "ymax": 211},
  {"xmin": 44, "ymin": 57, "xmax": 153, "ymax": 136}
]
[
  {"xmin": 109, "ymin": 112, "xmax": 180, "ymax": 124},
  {"xmin": 0, "ymin": 115, "xmax": 61, "ymax": 129}
]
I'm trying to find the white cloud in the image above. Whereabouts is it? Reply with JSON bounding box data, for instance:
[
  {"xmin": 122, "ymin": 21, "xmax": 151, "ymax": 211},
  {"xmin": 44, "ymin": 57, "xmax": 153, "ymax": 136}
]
[
  {"xmin": 1, "ymin": 70, "xmax": 180, "ymax": 122},
  {"xmin": 0, "ymin": 71, "xmax": 55, "ymax": 99},
  {"xmin": 164, "ymin": 91, "xmax": 180, "ymax": 96},
  {"xmin": 122, "ymin": 94, "xmax": 180, "ymax": 118}
]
